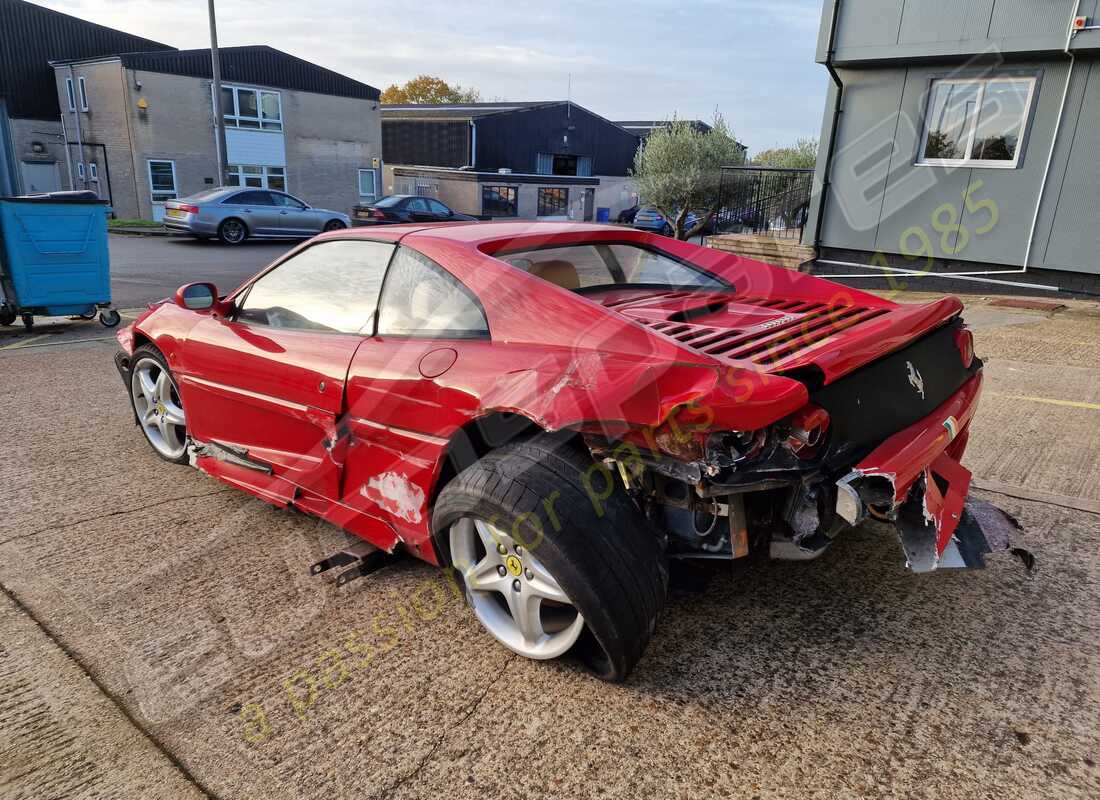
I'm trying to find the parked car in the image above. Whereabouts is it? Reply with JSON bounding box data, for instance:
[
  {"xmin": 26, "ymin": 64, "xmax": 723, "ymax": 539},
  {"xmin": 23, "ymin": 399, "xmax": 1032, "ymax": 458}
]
[
  {"xmin": 163, "ymin": 188, "xmax": 350, "ymax": 245},
  {"xmin": 632, "ymin": 206, "xmax": 715, "ymax": 236},
  {"xmin": 616, "ymin": 204, "xmax": 640, "ymax": 224},
  {"xmin": 353, "ymin": 195, "xmax": 479, "ymax": 225},
  {"xmin": 113, "ymin": 221, "xmax": 1028, "ymax": 681}
]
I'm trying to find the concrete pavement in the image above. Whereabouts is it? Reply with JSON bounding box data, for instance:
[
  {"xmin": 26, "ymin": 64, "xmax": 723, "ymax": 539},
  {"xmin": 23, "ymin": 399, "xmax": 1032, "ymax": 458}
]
[{"xmin": 0, "ymin": 293, "xmax": 1098, "ymax": 799}]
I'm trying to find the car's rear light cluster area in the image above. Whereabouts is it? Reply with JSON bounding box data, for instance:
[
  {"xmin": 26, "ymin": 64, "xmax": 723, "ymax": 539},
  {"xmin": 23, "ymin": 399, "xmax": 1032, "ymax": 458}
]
[{"xmin": 631, "ymin": 294, "xmax": 889, "ymax": 369}]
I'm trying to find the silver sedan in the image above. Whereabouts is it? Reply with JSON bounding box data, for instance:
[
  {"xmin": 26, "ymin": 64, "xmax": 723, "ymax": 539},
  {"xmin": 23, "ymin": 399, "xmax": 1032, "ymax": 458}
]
[{"xmin": 163, "ymin": 187, "xmax": 351, "ymax": 245}]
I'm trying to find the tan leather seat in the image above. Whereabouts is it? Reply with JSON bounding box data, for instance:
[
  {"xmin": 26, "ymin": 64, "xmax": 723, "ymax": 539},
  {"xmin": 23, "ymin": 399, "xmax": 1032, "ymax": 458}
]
[{"xmin": 528, "ymin": 259, "xmax": 581, "ymax": 290}]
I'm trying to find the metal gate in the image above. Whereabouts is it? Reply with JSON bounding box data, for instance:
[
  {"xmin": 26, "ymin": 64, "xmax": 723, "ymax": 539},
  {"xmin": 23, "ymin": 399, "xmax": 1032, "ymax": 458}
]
[{"xmin": 716, "ymin": 166, "xmax": 813, "ymax": 239}]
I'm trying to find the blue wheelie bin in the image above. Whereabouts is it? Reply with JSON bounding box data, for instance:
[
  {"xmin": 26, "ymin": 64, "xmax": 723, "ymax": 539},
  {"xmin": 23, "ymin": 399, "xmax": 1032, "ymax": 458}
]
[{"xmin": 0, "ymin": 191, "xmax": 118, "ymax": 331}]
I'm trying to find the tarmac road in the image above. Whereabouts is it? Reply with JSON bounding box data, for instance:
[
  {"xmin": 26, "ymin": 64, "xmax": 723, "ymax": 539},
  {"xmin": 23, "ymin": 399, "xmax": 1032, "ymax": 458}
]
[
  {"xmin": 0, "ymin": 292, "xmax": 1098, "ymax": 799},
  {"xmin": 107, "ymin": 234, "xmax": 295, "ymax": 308}
]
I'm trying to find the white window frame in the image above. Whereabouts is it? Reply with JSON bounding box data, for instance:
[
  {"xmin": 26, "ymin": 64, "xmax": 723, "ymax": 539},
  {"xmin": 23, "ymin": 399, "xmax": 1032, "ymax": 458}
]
[
  {"xmin": 65, "ymin": 78, "xmax": 76, "ymax": 111},
  {"xmin": 78, "ymin": 76, "xmax": 89, "ymax": 111},
  {"xmin": 358, "ymin": 168, "xmax": 377, "ymax": 200},
  {"xmin": 227, "ymin": 164, "xmax": 286, "ymax": 190},
  {"xmin": 220, "ymin": 85, "xmax": 283, "ymax": 131},
  {"xmin": 917, "ymin": 76, "xmax": 1037, "ymax": 170},
  {"xmin": 88, "ymin": 162, "xmax": 98, "ymax": 181},
  {"xmin": 147, "ymin": 159, "xmax": 178, "ymax": 202},
  {"xmin": 77, "ymin": 162, "xmax": 85, "ymax": 180}
]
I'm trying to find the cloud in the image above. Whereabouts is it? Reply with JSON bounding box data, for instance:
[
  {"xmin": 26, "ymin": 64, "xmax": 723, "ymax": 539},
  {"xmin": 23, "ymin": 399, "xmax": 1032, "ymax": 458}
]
[{"xmin": 34, "ymin": 0, "xmax": 827, "ymax": 149}]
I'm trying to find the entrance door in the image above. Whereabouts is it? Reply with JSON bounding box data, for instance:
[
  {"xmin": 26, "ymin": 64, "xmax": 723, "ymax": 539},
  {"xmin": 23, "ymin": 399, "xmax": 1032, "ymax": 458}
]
[
  {"xmin": 582, "ymin": 188, "xmax": 595, "ymax": 222},
  {"xmin": 21, "ymin": 161, "xmax": 60, "ymax": 194},
  {"xmin": 178, "ymin": 238, "xmax": 394, "ymax": 500}
]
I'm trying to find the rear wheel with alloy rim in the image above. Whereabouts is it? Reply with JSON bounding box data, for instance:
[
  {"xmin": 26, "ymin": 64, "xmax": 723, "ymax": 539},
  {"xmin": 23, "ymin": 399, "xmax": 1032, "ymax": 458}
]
[
  {"xmin": 218, "ymin": 218, "xmax": 247, "ymax": 245},
  {"xmin": 128, "ymin": 346, "xmax": 188, "ymax": 463},
  {"xmin": 323, "ymin": 219, "xmax": 346, "ymax": 232},
  {"xmin": 433, "ymin": 435, "xmax": 667, "ymax": 681},
  {"xmin": 449, "ymin": 517, "xmax": 585, "ymax": 660}
]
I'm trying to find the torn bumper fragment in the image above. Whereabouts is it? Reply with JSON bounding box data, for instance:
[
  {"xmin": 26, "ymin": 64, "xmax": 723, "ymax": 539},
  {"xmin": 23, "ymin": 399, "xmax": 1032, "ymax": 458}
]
[{"xmin": 837, "ymin": 373, "xmax": 1033, "ymax": 573}]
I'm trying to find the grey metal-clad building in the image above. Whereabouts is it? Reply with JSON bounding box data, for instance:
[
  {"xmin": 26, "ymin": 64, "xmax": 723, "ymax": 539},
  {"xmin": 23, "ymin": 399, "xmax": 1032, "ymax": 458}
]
[{"xmin": 807, "ymin": 0, "xmax": 1100, "ymax": 283}]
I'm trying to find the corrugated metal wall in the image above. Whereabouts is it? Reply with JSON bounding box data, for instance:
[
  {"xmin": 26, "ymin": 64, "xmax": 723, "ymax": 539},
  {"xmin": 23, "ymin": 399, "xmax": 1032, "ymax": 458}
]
[
  {"xmin": 383, "ymin": 120, "xmax": 470, "ymax": 167},
  {"xmin": 0, "ymin": 0, "xmax": 171, "ymax": 120},
  {"xmin": 473, "ymin": 104, "xmax": 638, "ymax": 176}
]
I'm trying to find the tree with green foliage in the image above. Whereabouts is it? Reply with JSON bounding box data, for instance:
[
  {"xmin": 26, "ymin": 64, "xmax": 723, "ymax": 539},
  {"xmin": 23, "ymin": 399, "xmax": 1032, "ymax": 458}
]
[
  {"xmin": 380, "ymin": 75, "xmax": 481, "ymax": 105},
  {"xmin": 631, "ymin": 116, "xmax": 746, "ymax": 240},
  {"xmin": 751, "ymin": 137, "xmax": 819, "ymax": 170}
]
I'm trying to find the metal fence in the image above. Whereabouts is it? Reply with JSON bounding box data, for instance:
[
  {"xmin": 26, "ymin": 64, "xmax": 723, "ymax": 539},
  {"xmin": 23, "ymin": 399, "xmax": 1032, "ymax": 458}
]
[{"xmin": 715, "ymin": 166, "xmax": 813, "ymax": 239}]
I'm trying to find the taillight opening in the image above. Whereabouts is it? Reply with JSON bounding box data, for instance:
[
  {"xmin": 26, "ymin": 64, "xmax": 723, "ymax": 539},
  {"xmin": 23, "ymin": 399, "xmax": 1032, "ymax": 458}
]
[
  {"xmin": 786, "ymin": 404, "xmax": 830, "ymax": 460},
  {"xmin": 954, "ymin": 326, "xmax": 975, "ymax": 369},
  {"xmin": 178, "ymin": 204, "xmax": 199, "ymax": 214}
]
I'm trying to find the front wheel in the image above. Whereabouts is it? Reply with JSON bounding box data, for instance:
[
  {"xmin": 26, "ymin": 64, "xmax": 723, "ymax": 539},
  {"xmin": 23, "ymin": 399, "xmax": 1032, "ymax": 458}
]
[
  {"xmin": 433, "ymin": 436, "xmax": 667, "ymax": 681},
  {"xmin": 128, "ymin": 345, "xmax": 189, "ymax": 463}
]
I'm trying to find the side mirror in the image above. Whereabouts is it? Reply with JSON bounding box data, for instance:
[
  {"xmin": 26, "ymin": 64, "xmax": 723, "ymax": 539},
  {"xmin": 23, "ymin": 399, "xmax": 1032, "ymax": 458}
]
[{"xmin": 175, "ymin": 282, "xmax": 217, "ymax": 311}]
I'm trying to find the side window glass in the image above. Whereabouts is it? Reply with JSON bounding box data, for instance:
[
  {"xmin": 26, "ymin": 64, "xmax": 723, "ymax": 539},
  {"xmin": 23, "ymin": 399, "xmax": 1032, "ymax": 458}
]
[
  {"xmin": 271, "ymin": 193, "xmax": 303, "ymax": 208},
  {"xmin": 407, "ymin": 197, "xmax": 429, "ymax": 213},
  {"xmin": 377, "ymin": 247, "xmax": 488, "ymax": 337},
  {"xmin": 237, "ymin": 240, "xmax": 394, "ymax": 333},
  {"xmin": 228, "ymin": 190, "xmax": 272, "ymax": 205},
  {"xmin": 427, "ymin": 199, "xmax": 449, "ymax": 216}
]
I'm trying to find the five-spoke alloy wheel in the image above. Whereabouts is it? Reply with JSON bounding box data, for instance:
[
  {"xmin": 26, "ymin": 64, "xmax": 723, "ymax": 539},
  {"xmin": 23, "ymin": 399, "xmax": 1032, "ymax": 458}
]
[
  {"xmin": 434, "ymin": 436, "xmax": 668, "ymax": 681},
  {"xmin": 129, "ymin": 347, "xmax": 188, "ymax": 463},
  {"xmin": 450, "ymin": 517, "xmax": 584, "ymax": 659}
]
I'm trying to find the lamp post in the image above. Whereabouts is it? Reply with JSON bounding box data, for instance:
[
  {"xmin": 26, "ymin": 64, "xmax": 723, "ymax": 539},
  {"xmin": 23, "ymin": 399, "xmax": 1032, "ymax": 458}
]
[{"xmin": 208, "ymin": 0, "xmax": 228, "ymax": 186}]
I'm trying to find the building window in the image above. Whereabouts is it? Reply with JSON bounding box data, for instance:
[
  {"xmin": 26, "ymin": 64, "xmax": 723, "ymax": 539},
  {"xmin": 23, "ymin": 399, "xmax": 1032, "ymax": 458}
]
[
  {"xmin": 227, "ymin": 164, "xmax": 285, "ymax": 190},
  {"xmin": 918, "ymin": 76, "xmax": 1036, "ymax": 168},
  {"xmin": 482, "ymin": 185, "xmax": 517, "ymax": 217},
  {"xmin": 537, "ymin": 187, "xmax": 568, "ymax": 216},
  {"xmin": 88, "ymin": 162, "xmax": 98, "ymax": 181},
  {"xmin": 78, "ymin": 76, "xmax": 89, "ymax": 111},
  {"xmin": 148, "ymin": 160, "xmax": 177, "ymax": 202},
  {"xmin": 358, "ymin": 168, "xmax": 377, "ymax": 200},
  {"xmin": 65, "ymin": 78, "xmax": 76, "ymax": 111},
  {"xmin": 77, "ymin": 162, "xmax": 85, "ymax": 180},
  {"xmin": 220, "ymin": 85, "xmax": 282, "ymax": 131}
]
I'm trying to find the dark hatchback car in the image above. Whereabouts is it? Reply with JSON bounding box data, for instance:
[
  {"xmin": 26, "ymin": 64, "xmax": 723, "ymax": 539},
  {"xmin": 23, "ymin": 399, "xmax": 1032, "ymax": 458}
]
[{"xmin": 353, "ymin": 195, "xmax": 479, "ymax": 225}]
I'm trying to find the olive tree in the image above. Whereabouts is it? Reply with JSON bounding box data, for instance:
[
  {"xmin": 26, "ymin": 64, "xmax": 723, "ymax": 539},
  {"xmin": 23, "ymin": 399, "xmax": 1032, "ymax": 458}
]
[
  {"xmin": 631, "ymin": 116, "xmax": 745, "ymax": 240},
  {"xmin": 751, "ymin": 137, "xmax": 819, "ymax": 170}
]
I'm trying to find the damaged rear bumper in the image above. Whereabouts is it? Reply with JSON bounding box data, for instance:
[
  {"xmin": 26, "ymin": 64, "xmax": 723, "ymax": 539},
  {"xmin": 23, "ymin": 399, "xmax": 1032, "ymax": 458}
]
[{"xmin": 836, "ymin": 373, "xmax": 1032, "ymax": 573}]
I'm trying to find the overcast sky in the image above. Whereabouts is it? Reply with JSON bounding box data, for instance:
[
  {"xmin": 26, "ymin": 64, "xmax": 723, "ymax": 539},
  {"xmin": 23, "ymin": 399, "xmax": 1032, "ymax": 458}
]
[{"xmin": 38, "ymin": 0, "xmax": 828, "ymax": 152}]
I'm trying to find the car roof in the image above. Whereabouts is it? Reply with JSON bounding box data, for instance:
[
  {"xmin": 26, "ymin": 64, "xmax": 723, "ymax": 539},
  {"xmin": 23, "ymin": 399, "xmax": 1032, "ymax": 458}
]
[{"xmin": 316, "ymin": 220, "xmax": 616, "ymax": 246}]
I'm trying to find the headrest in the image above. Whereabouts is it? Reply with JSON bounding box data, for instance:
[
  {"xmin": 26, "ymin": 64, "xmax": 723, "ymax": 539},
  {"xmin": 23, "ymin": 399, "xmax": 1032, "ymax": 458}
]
[{"xmin": 528, "ymin": 259, "xmax": 580, "ymax": 290}]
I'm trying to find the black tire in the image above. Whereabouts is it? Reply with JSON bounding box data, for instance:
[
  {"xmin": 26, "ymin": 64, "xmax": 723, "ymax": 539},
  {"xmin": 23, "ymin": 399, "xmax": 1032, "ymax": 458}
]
[
  {"xmin": 0, "ymin": 308, "xmax": 17, "ymax": 326},
  {"xmin": 99, "ymin": 309, "xmax": 121, "ymax": 327},
  {"xmin": 323, "ymin": 219, "xmax": 347, "ymax": 232},
  {"xmin": 218, "ymin": 217, "xmax": 248, "ymax": 245},
  {"xmin": 127, "ymin": 344, "xmax": 190, "ymax": 464},
  {"xmin": 433, "ymin": 434, "xmax": 667, "ymax": 681}
]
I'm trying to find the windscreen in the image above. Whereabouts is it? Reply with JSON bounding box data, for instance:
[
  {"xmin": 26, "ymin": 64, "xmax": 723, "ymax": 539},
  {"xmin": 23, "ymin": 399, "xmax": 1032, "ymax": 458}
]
[
  {"xmin": 373, "ymin": 196, "xmax": 407, "ymax": 208},
  {"xmin": 497, "ymin": 243, "xmax": 728, "ymax": 291}
]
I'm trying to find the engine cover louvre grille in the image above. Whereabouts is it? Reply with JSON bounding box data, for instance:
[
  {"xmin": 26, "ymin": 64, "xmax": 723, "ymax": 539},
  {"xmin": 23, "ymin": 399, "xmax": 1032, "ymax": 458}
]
[{"xmin": 634, "ymin": 295, "xmax": 890, "ymax": 369}]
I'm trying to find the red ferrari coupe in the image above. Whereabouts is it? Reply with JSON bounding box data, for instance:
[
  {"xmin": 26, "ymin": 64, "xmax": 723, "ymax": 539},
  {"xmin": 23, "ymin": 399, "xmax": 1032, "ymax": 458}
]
[{"xmin": 114, "ymin": 222, "xmax": 1027, "ymax": 680}]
